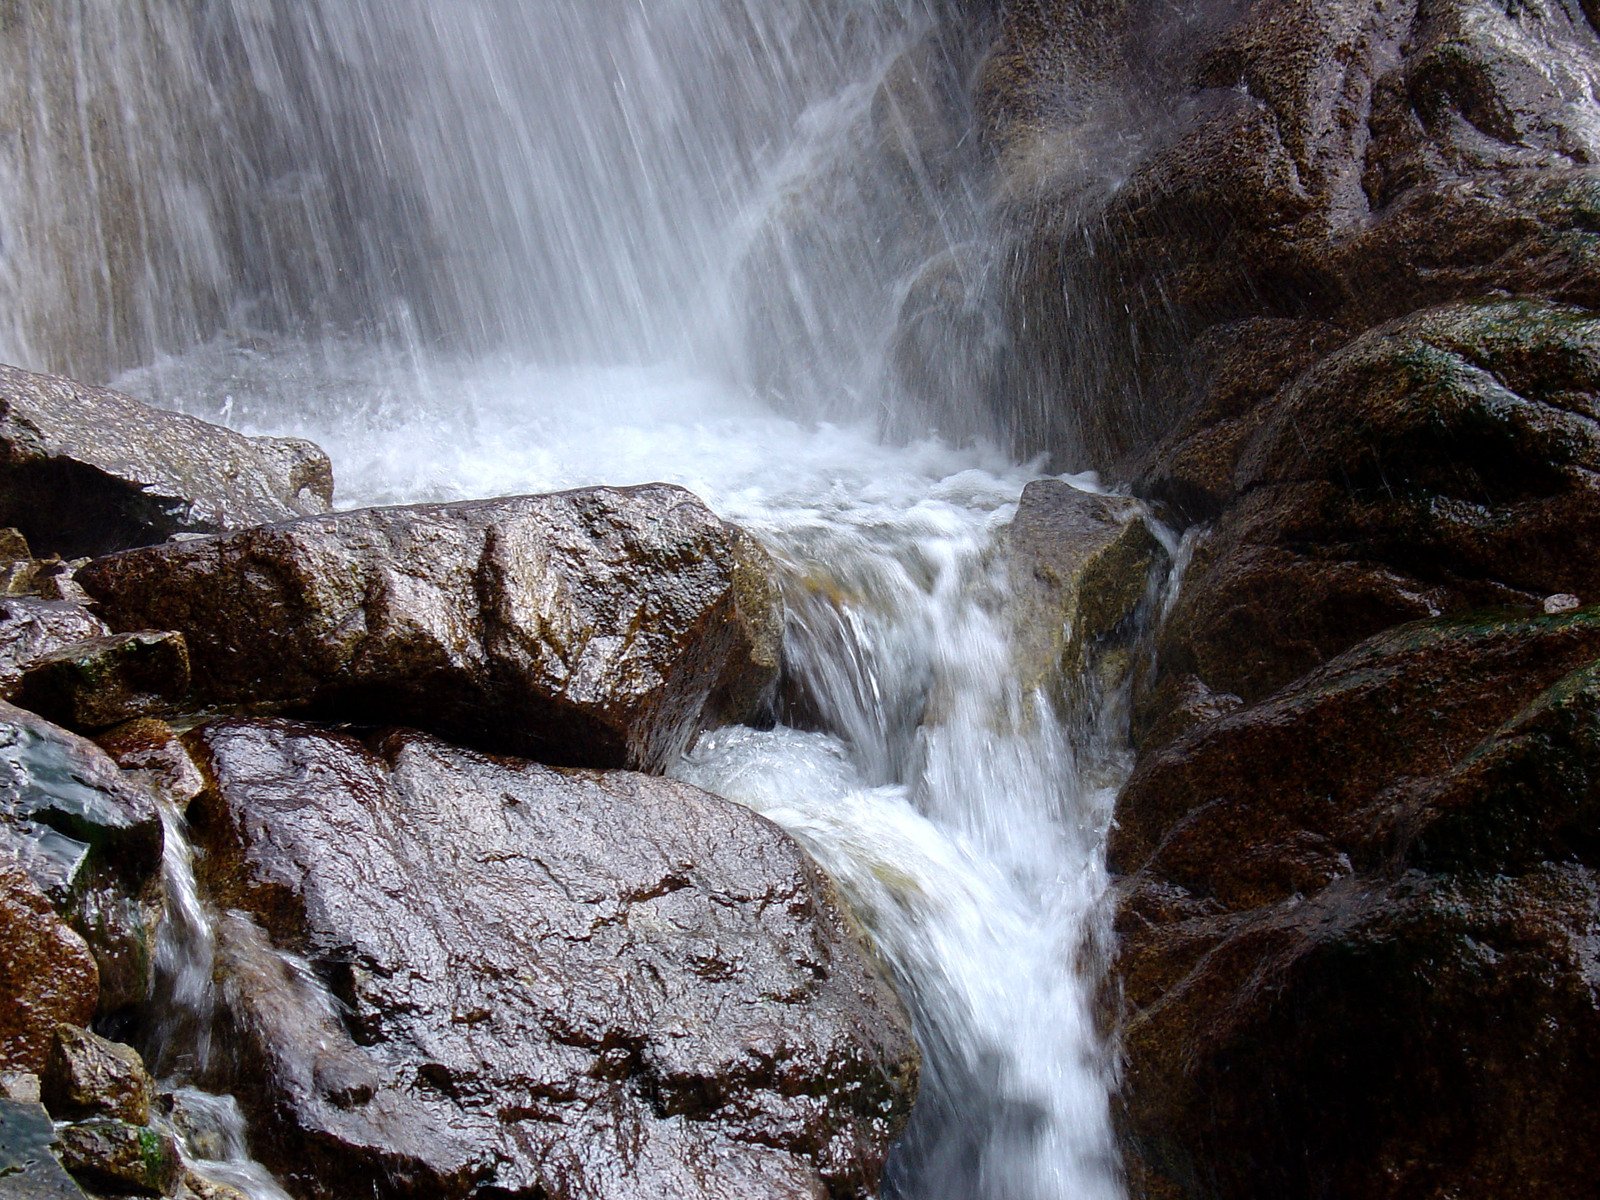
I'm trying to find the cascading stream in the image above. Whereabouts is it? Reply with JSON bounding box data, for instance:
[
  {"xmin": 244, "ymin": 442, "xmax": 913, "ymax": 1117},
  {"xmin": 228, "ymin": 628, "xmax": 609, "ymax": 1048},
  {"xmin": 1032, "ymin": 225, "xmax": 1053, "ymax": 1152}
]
[{"xmin": 4, "ymin": 2, "xmax": 1139, "ymax": 1196}]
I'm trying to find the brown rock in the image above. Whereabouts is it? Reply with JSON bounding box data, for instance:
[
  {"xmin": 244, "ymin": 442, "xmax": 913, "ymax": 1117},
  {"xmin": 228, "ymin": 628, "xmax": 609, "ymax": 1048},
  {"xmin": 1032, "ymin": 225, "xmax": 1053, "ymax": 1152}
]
[
  {"xmin": 15, "ymin": 632, "xmax": 190, "ymax": 732},
  {"xmin": 95, "ymin": 720, "xmax": 208, "ymax": 811},
  {"xmin": 79, "ymin": 485, "xmax": 782, "ymax": 772},
  {"xmin": 0, "ymin": 362, "xmax": 333, "ymax": 560},
  {"xmin": 42, "ymin": 1026, "xmax": 154, "ymax": 1125},
  {"xmin": 0, "ymin": 865, "xmax": 97, "ymax": 1074},
  {"xmin": 0, "ymin": 597, "xmax": 110, "ymax": 695},
  {"xmin": 1112, "ymin": 611, "xmax": 1600, "ymax": 1199},
  {"xmin": 53, "ymin": 1117, "xmax": 183, "ymax": 1198},
  {"xmin": 184, "ymin": 717, "xmax": 918, "ymax": 1200}
]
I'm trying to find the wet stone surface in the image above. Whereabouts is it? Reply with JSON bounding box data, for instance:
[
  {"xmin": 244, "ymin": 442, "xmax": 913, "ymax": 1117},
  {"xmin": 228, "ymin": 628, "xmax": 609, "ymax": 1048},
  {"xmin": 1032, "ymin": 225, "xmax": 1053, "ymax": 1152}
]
[
  {"xmin": 184, "ymin": 717, "xmax": 918, "ymax": 1200},
  {"xmin": 80, "ymin": 484, "xmax": 781, "ymax": 773}
]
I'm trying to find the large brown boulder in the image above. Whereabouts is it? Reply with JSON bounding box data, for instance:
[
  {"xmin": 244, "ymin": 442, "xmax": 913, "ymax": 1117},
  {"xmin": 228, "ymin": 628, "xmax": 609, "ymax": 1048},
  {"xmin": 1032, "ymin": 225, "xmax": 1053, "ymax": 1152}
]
[
  {"xmin": 183, "ymin": 718, "xmax": 918, "ymax": 1200},
  {"xmin": 1110, "ymin": 610, "xmax": 1600, "ymax": 1199},
  {"xmin": 0, "ymin": 865, "xmax": 98, "ymax": 1075},
  {"xmin": 0, "ymin": 362, "xmax": 333, "ymax": 559},
  {"xmin": 78, "ymin": 485, "xmax": 782, "ymax": 773}
]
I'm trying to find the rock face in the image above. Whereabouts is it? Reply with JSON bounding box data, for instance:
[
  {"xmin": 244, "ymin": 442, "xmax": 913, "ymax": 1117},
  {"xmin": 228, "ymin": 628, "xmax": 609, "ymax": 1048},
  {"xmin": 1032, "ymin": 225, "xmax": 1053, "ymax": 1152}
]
[
  {"xmin": 1111, "ymin": 611, "xmax": 1600, "ymax": 1200},
  {"xmin": 0, "ymin": 597, "xmax": 110, "ymax": 695},
  {"xmin": 80, "ymin": 485, "xmax": 783, "ymax": 772},
  {"xmin": 978, "ymin": 4, "xmax": 1600, "ymax": 1196},
  {"xmin": 16, "ymin": 631, "xmax": 191, "ymax": 732},
  {"xmin": 0, "ymin": 362, "xmax": 333, "ymax": 559},
  {"xmin": 184, "ymin": 718, "xmax": 918, "ymax": 1200}
]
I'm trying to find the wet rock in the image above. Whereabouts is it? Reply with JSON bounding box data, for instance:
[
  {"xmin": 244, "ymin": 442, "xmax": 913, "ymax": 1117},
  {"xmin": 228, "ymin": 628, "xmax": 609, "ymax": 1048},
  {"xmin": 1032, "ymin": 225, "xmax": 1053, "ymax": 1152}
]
[
  {"xmin": 0, "ymin": 597, "xmax": 110, "ymax": 695},
  {"xmin": 95, "ymin": 721, "xmax": 207, "ymax": 812},
  {"xmin": 54, "ymin": 1118, "xmax": 183, "ymax": 1198},
  {"xmin": 185, "ymin": 717, "xmax": 918, "ymax": 1200},
  {"xmin": 178, "ymin": 1171, "xmax": 251, "ymax": 1200},
  {"xmin": 80, "ymin": 485, "xmax": 783, "ymax": 772},
  {"xmin": 1139, "ymin": 300, "xmax": 1600, "ymax": 740},
  {"xmin": 16, "ymin": 632, "xmax": 190, "ymax": 732},
  {"xmin": 0, "ymin": 702, "xmax": 165, "ymax": 1015},
  {"xmin": 0, "ymin": 1097, "xmax": 90, "ymax": 1199},
  {"xmin": 1111, "ymin": 611, "xmax": 1600, "ymax": 1199},
  {"xmin": 0, "ymin": 362, "xmax": 333, "ymax": 560},
  {"xmin": 1002, "ymin": 480, "xmax": 1164, "ymax": 698},
  {"xmin": 2, "ymin": 1072, "xmax": 42, "ymax": 1103},
  {"xmin": 43, "ymin": 1026, "xmax": 154, "ymax": 1125},
  {"xmin": 0, "ymin": 865, "xmax": 98, "ymax": 1074}
]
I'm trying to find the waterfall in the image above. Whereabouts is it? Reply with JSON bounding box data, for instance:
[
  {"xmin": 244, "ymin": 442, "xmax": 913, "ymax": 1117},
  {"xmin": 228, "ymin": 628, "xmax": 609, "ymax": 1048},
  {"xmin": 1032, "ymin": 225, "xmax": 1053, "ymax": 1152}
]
[{"xmin": 3, "ymin": 2, "xmax": 1137, "ymax": 1197}]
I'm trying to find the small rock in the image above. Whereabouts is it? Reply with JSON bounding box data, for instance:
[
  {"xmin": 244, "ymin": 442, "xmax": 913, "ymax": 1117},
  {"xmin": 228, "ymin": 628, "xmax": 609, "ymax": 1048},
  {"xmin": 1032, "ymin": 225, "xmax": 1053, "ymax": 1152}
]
[
  {"xmin": 0, "ymin": 865, "xmax": 97, "ymax": 1074},
  {"xmin": 0, "ymin": 597, "xmax": 110, "ymax": 695},
  {"xmin": 16, "ymin": 632, "xmax": 190, "ymax": 731},
  {"xmin": 43, "ymin": 1026, "xmax": 154, "ymax": 1125},
  {"xmin": 179, "ymin": 1170, "xmax": 252, "ymax": 1200},
  {"xmin": 1545, "ymin": 593, "xmax": 1582, "ymax": 614},
  {"xmin": 53, "ymin": 1117, "xmax": 184, "ymax": 1198},
  {"xmin": 96, "ymin": 720, "xmax": 208, "ymax": 810},
  {"xmin": 0, "ymin": 1097, "xmax": 90, "ymax": 1199},
  {"xmin": 0, "ymin": 528, "xmax": 31, "ymax": 561},
  {"xmin": 0, "ymin": 361, "xmax": 334, "ymax": 559}
]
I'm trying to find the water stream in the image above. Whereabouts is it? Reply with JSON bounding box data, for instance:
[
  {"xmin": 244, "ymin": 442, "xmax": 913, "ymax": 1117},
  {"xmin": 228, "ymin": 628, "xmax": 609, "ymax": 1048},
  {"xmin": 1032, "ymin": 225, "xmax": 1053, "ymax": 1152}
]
[{"xmin": 4, "ymin": 2, "xmax": 1139, "ymax": 1196}]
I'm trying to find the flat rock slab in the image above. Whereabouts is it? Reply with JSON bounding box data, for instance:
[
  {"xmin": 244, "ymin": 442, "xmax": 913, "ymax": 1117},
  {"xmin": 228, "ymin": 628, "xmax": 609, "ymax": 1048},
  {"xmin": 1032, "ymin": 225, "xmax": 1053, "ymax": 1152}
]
[
  {"xmin": 0, "ymin": 362, "xmax": 333, "ymax": 559},
  {"xmin": 186, "ymin": 718, "xmax": 917, "ymax": 1200},
  {"xmin": 80, "ymin": 485, "xmax": 782, "ymax": 772}
]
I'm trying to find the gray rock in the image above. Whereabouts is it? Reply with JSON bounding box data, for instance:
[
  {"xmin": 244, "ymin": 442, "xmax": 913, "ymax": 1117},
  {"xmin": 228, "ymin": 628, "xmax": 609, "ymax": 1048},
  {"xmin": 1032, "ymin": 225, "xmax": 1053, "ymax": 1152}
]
[
  {"xmin": 0, "ymin": 362, "xmax": 333, "ymax": 560},
  {"xmin": 1003, "ymin": 480, "xmax": 1164, "ymax": 697},
  {"xmin": 16, "ymin": 632, "xmax": 190, "ymax": 732},
  {"xmin": 43, "ymin": 1026, "xmax": 154, "ymax": 1125},
  {"xmin": 81, "ymin": 485, "xmax": 783, "ymax": 772},
  {"xmin": 0, "ymin": 1098, "xmax": 89, "ymax": 1199},
  {"xmin": 0, "ymin": 702, "xmax": 165, "ymax": 1015},
  {"xmin": 0, "ymin": 598, "xmax": 110, "ymax": 696},
  {"xmin": 186, "ymin": 717, "xmax": 918, "ymax": 1200}
]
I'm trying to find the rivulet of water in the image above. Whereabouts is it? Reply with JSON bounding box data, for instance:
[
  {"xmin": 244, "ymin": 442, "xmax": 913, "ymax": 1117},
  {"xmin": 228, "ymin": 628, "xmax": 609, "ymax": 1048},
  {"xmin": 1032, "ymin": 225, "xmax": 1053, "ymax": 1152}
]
[{"xmin": 6, "ymin": 2, "xmax": 1141, "ymax": 1197}]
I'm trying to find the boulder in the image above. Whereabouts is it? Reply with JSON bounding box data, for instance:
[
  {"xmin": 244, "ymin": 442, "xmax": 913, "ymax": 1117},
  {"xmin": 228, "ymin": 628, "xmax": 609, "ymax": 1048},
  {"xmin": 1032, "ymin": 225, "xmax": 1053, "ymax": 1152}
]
[
  {"xmin": 42, "ymin": 1026, "xmax": 155, "ymax": 1125},
  {"xmin": 0, "ymin": 1097, "xmax": 90, "ymax": 1199},
  {"xmin": 0, "ymin": 701, "xmax": 165, "ymax": 1015},
  {"xmin": 16, "ymin": 632, "xmax": 191, "ymax": 731},
  {"xmin": 0, "ymin": 597, "xmax": 110, "ymax": 695},
  {"xmin": 1110, "ymin": 610, "xmax": 1600, "ymax": 1199},
  {"xmin": 0, "ymin": 865, "xmax": 98, "ymax": 1074},
  {"xmin": 53, "ymin": 1117, "xmax": 184, "ymax": 1198},
  {"xmin": 0, "ymin": 362, "xmax": 333, "ymax": 560},
  {"xmin": 1002, "ymin": 480, "xmax": 1164, "ymax": 699},
  {"xmin": 80, "ymin": 485, "xmax": 783, "ymax": 772},
  {"xmin": 95, "ymin": 720, "xmax": 208, "ymax": 811},
  {"xmin": 184, "ymin": 717, "xmax": 918, "ymax": 1200}
]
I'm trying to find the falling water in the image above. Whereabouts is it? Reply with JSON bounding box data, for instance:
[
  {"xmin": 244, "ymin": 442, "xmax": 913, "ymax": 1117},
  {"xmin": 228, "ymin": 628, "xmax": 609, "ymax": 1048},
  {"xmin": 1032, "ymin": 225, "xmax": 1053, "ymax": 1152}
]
[{"xmin": 3, "ymin": 2, "xmax": 1143, "ymax": 1197}]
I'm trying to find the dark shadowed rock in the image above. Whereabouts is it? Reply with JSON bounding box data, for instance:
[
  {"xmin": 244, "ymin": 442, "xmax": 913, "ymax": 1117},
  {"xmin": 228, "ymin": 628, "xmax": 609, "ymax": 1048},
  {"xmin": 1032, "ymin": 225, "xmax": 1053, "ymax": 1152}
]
[
  {"xmin": 0, "ymin": 362, "xmax": 333, "ymax": 559},
  {"xmin": 1111, "ymin": 611, "xmax": 1600, "ymax": 1200},
  {"xmin": 0, "ymin": 1097, "xmax": 90, "ymax": 1199},
  {"xmin": 0, "ymin": 597, "xmax": 110, "ymax": 695},
  {"xmin": 0, "ymin": 702, "xmax": 165, "ymax": 1015},
  {"xmin": 15, "ymin": 632, "xmax": 190, "ymax": 733},
  {"xmin": 0, "ymin": 865, "xmax": 97, "ymax": 1074},
  {"xmin": 80, "ymin": 485, "xmax": 782, "ymax": 772},
  {"xmin": 184, "ymin": 718, "xmax": 918, "ymax": 1200},
  {"xmin": 43, "ymin": 1026, "xmax": 155, "ymax": 1125}
]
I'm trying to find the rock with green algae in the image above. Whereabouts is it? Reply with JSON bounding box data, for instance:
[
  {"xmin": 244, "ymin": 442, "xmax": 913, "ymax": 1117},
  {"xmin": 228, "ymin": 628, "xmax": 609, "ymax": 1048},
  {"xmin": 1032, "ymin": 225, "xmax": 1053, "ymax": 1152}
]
[
  {"xmin": 53, "ymin": 1118, "xmax": 183, "ymax": 1198},
  {"xmin": 42, "ymin": 1026, "xmax": 154, "ymax": 1126},
  {"xmin": 1111, "ymin": 609, "xmax": 1600, "ymax": 1200},
  {"xmin": 78, "ymin": 484, "xmax": 783, "ymax": 773}
]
